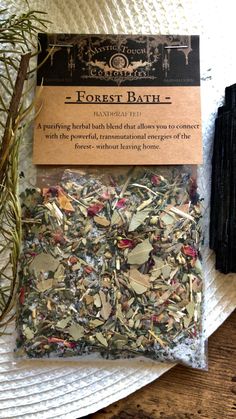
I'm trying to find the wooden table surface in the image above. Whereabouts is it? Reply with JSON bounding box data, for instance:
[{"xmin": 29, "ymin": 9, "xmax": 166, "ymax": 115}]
[{"xmin": 82, "ymin": 309, "xmax": 236, "ymax": 419}]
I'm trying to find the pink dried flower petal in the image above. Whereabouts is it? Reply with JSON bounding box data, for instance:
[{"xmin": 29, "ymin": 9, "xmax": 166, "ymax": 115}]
[
  {"xmin": 151, "ymin": 175, "xmax": 161, "ymax": 185},
  {"xmin": 87, "ymin": 203, "xmax": 104, "ymax": 216},
  {"xmin": 117, "ymin": 238, "xmax": 134, "ymax": 249},
  {"xmin": 116, "ymin": 198, "xmax": 127, "ymax": 209},
  {"xmin": 182, "ymin": 245, "xmax": 197, "ymax": 258}
]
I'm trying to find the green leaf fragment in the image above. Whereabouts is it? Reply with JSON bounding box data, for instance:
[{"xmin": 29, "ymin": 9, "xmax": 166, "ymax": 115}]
[
  {"xmin": 89, "ymin": 319, "xmax": 104, "ymax": 328},
  {"xmin": 29, "ymin": 253, "xmax": 60, "ymax": 274},
  {"xmin": 36, "ymin": 278, "xmax": 53, "ymax": 292},
  {"xmin": 24, "ymin": 326, "xmax": 34, "ymax": 340},
  {"xmin": 127, "ymin": 239, "xmax": 153, "ymax": 265},
  {"xmin": 160, "ymin": 213, "xmax": 175, "ymax": 225},
  {"xmin": 110, "ymin": 210, "xmax": 123, "ymax": 226},
  {"xmin": 54, "ymin": 264, "xmax": 65, "ymax": 280},
  {"xmin": 95, "ymin": 332, "xmax": 108, "ymax": 347},
  {"xmin": 162, "ymin": 265, "xmax": 172, "ymax": 280},
  {"xmin": 68, "ymin": 324, "xmax": 84, "ymax": 340},
  {"xmin": 128, "ymin": 209, "xmax": 150, "ymax": 232},
  {"xmin": 186, "ymin": 301, "xmax": 195, "ymax": 317},
  {"xmin": 129, "ymin": 268, "xmax": 150, "ymax": 294},
  {"xmin": 56, "ymin": 316, "xmax": 71, "ymax": 329}
]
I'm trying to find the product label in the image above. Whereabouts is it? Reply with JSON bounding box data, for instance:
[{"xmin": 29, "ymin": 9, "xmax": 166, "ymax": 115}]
[{"xmin": 33, "ymin": 34, "xmax": 202, "ymax": 165}]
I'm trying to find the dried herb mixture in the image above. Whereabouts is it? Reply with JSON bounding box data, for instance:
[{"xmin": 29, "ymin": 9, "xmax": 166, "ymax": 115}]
[{"xmin": 17, "ymin": 167, "xmax": 203, "ymax": 365}]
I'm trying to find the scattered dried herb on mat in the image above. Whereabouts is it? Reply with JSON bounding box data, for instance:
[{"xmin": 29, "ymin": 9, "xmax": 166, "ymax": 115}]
[{"xmin": 17, "ymin": 167, "xmax": 203, "ymax": 365}]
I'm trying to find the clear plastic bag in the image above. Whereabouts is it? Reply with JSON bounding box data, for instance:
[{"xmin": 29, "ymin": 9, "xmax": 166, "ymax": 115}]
[{"xmin": 16, "ymin": 165, "xmax": 206, "ymax": 368}]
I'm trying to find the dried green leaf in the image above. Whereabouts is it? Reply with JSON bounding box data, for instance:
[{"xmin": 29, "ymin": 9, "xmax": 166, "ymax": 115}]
[
  {"xmin": 54, "ymin": 264, "xmax": 65, "ymax": 280},
  {"xmin": 100, "ymin": 302, "xmax": 112, "ymax": 320},
  {"xmin": 162, "ymin": 265, "xmax": 172, "ymax": 280},
  {"xmin": 56, "ymin": 316, "xmax": 71, "ymax": 329},
  {"xmin": 36, "ymin": 278, "xmax": 53, "ymax": 292},
  {"xmin": 160, "ymin": 213, "xmax": 175, "ymax": 225},
  {"xmin": 186, "ymin": 301, "xmax": 195, "ymax": 319},
  {"xmin": 68, "ymin": 324, "xmax": 84, "ymax": 340},
  {"xmin": 24, "ymin": 326, "xmax": 34, "ymax": 340},
  {"xmin": 94, "ymin": 215, "xmax": 110, "ymax": 227},
  {"xmin": 95, "ymin": 332, "xmax": 108, "ymax": 347},
  {"xmin": 159, "ymin": 289, "xmax": 173, "ymax": 303},
  {"xmin": 29, "ymin": 253, "xmax": 59, "ymax": 274},
  {"xmin": 136, "ymin": 198, "xmax": 153, "ymax": 211},
  {"xmin": 84, "ymin": 294, "xmax": 94, "ymax": 305},
  {"xmin": 78, "ymin": 205, "xmax": 87, "ymax": 217},
  {"xmin": 110, "ymin": 210, "xmax": 123, "ymax": 226},
  {"xmin": 194, "ymin": 258, "xmax": 202, "ymax": 273},
  {"xmin": 94, "ymin": 293, "xmax": 102, "ymax": 308},
  {"xmin": 129, "ymin": 268, "xmax": 150, "ymax": 294},
  {"xmin": 89, "ymin": 319, "xmax": 104, "ymax": 328},
  {"xmin": 183, "ymin": 315, "xmax": 192, "ymax": 328},
  {"xmin": 128, "ymin": 209, "xmax": 150, "ymax": 232},
  {"xmin": 127, "ymin": 239, "xmax": 153, "ymax": 265},
  {"xmin": 99, "ymin": 291, "xmax": 112, "ymax": 320}
]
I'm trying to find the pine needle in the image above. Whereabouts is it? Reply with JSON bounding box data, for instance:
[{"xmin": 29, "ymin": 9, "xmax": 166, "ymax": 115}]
[{"xmin": 0, "ymin": 6, "xmax": 50, "ymax": 334}]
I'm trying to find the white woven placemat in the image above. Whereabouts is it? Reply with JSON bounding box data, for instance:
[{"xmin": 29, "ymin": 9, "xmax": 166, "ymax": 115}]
[{"xmin": 1, "ymin": 1, "xmax": 236, "ymax": 418}]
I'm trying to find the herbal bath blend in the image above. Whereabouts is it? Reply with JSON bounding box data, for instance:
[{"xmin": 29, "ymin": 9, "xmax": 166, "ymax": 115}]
[{"xmin": 16, "ymin": 34, "xmax": 206, "ymax": 368}]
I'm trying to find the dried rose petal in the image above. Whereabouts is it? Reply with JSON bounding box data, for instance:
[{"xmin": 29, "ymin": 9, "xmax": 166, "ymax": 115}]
[
  {"xmin": 151, "ymin": 314, "xmax": 159, "ymax": 323},
  {"xmin": 53, "ymin": 231, "xmax": 65, "ymax": 245},
  {"xmin": 151, "ymin": 314, "xmax": 165, "ymax": 323},
  {"xmin": 101, "ymin": 190, "xmax": 111, "ymax": 200},
  {"xmin": 182, "ymin": 245, "xmax": 197, "ymax": 259},
  {"xmin": 67, "ymin": 341, "xmax": 77, "ymax": 348},
  {"xmin": 47, "ymin": 337, "xmax": 76, "ymax": 348},
  {"xmin": 151, "ymin": 175, "xmax": 161, "ymax": 185},
  {"xmin": 27, "ymin": 252, "xmax": 37, "ymax": 257},
  {"xmin": 69, "ymin": 256, "xmax": 78, "ymax": 265},
  {"xmin": 83, "ymin": 265, "xmax": 93, "ymax": 274},
  {"xmin": 87, "ymin": 203, "xmax": 104, "ymax": 216},
  {"xmin": 188, "ymin": 177, "xmax": 199, "ymax": 204},
  {"xmin": 117, "ymin": 238, "xmax": 134, "ymax": 249},
  {"xmin": 115, "ymin": 198, "xmax": 127, "ymax": 209}
]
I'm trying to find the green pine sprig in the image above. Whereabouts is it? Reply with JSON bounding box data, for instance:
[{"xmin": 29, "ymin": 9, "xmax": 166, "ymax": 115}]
[{"xmin": 0, "ymin": 5, "xmax": 50, "ymax": 333}]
